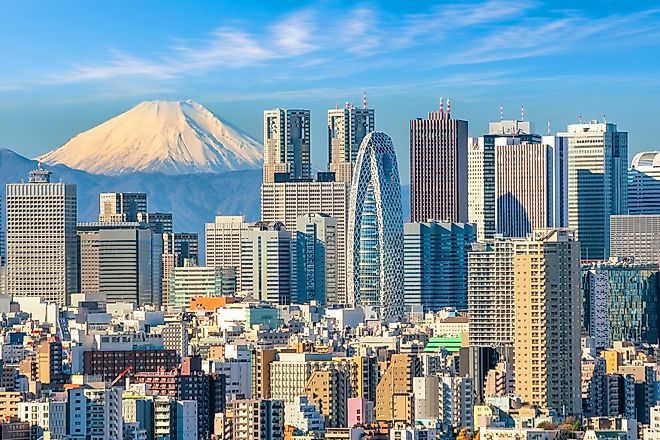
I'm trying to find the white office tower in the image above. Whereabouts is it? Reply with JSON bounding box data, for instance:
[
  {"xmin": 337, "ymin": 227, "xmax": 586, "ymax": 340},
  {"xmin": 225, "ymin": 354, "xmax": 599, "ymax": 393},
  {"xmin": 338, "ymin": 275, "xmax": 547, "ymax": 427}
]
[
  {"xmin": 99, "ymin": 192, "xmax": 147, "ymax": 222},
  {"xmin": 629, "ymin": 151, "xmax": 660, "ymax": 214},
  {"xmin": 296, "ymin": 213, "xmax": 338, "ymax": 305},
  {"xmin": 560, "ymin": 121, "xmax": 628, "ymax": 260},
  {"xmin": 261, "ymin": 181, "xmax": 348, "ymax": 304},
  {"xmin": 328, "ymin": 103, "xmax": 375, "ymax": 183},
  {"xmin": 240, "ymin": 222, "xmax": 292, "ymax": 304},
  {"xmin": 5, "ymin": 166, "xmax": 78, "ymax": 305},
  {"xmin": 347, "ymin": 132, "xmax": 404, "ymax": 322},
  {"xmin": 67, "ymin": 384, "xmax": 123, "ymax": 439},
  {"xmin": 205, "ymin": 215, "xmax": 250, "ymax": 281},
  {"xmin": 494, "ymin": 135, "xmax": 568, "ymax": 237},
  {"xmin": 263, "ymin": 109, "xmax": 311, "ymax": 183},
  {"xmin": 467, "ymin": 238, "xmax": 515, "ymax": 347},
  {"xmin": 78, "ymin": 222, "xmax": 163, "ymax": 305}
]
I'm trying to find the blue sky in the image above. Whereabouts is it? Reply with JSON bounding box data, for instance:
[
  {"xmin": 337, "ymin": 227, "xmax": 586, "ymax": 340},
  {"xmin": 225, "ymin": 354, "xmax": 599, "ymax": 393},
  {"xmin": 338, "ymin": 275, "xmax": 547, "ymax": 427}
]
[{"xmin": 1, "ymin": 1, "xmax": 659, "ymax": 183}]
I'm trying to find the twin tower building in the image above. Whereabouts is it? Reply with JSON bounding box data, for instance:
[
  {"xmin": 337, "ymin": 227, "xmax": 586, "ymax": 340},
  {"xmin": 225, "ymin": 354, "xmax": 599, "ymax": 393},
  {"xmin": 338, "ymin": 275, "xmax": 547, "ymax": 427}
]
[{"xmin": 260, "ymin": 101, "xmax": 467, "ymax": 321}]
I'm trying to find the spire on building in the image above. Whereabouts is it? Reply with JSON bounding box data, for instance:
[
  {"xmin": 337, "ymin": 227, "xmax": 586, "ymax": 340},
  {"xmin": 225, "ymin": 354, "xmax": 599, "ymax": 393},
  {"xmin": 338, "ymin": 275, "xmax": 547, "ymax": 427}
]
[
  {"xmin": 363, "ymin": 90, "xmax": 367, "ymax": 109},
  {"xmin": 521, "ymin": 105, "xmax": 524, "ymax": 121},
  {"xmin": 447, "ymin": 97, "xmax": 451, "ymax": 117},
  {"xmin": 500, "ymin": 105, "xmax": 504, "ymax": 121},
  {"xmin": 439, "ymin": 97, "xmax": 444, "ymax": 113}
]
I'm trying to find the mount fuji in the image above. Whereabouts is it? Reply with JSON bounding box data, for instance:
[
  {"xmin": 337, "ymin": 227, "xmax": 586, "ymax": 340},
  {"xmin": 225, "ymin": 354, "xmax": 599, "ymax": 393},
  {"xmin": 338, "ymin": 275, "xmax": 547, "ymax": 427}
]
[{"xmin": 38, "ymin": 100, "xmax": 263, "ymax": 175}]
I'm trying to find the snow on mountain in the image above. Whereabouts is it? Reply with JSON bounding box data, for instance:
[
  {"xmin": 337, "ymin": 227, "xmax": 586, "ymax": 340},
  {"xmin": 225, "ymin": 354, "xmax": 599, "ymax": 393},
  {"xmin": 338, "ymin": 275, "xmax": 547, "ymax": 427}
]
[{"xmin": 38, "ymin": 100, "xmax": 263, "ymax": 175}]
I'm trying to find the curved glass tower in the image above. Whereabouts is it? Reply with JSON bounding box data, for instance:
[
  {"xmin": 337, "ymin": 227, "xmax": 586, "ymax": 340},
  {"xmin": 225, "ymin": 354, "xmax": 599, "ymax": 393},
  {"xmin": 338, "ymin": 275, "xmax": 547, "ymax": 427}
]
[{"xmin": 347, "ymin": 131, "xmax": 404, "ymax": 321}]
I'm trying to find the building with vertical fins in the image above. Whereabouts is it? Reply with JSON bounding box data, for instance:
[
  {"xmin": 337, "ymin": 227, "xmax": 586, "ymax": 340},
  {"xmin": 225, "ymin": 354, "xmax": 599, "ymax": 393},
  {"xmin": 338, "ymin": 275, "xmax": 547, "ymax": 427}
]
[
  {"xmin": 347, "ymin": 131, "xmax": 404, "ymax": 321},
  {"xmin": 629, "ymin": 151, "xmax": 660, "ymax": 214},
  {"xmin": 99, "ymin": 192, "xmax": 147, "ymax": 222},
  {"xmin": 410, "ymin": 98, "xmax": 468, "ymax": 223},
  {"xmin": 296, "ymin": 213, "xmax": 338, "ymax": 305},
  {"xmin": 5, "ymin": 165, "xmax": 78, "ymax": 305},
  {"xmin": 263, "ymin": 109, "xmax": 311, "ymax": 183},
  {"xmin": 559, "ymin": 120, "xmax": 628, "ymax": 260},
  {"xmin": 328, "ymin": 97, "xmax": 375, "ymax": 184}
]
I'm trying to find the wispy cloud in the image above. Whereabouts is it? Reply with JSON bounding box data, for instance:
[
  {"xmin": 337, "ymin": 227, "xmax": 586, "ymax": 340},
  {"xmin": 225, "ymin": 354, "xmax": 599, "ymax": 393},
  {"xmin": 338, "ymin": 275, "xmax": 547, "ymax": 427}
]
[{"xmin": 37, "ymin": 1, "xmax": 660, "ymax": 89}]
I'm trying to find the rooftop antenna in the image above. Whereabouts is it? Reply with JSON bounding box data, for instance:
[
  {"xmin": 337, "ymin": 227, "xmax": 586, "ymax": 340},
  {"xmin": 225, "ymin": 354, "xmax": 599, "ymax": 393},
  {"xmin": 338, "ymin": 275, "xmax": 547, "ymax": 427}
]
[
  {"xmin": 521, "ymin": 105, "xmax": 524, "ymax": 121},
  {"xmin": 335, "ymin": 104, "xmax": 339, "ymax": 109},
  {"xmin": 547, "ymin": 120, "xmax": 551, "ymax": 135},
  {"xmin": 579, "ymin": 115, "xmax": 583, "ymax": 123},
  {"xmin": 447, "ymin": 97, "xmax": 451, "ymax": 116},
  {"xmin": 345, "ymin": 101, "xmax": 350, "ymax": 109},
  {"xmin": 363, "ymin": 90, "xmax": 367, "ymax": 109},
  {"xmin": 439, "ymin": 97, "xmax": 444, "ymax": 113},
  {"xmin": 603, "ymin": 114, "xmax": 607, "ymax": 123},
  {"xmin": 500, "ymin": 105, "xmax": 504, "ymax": 121}
]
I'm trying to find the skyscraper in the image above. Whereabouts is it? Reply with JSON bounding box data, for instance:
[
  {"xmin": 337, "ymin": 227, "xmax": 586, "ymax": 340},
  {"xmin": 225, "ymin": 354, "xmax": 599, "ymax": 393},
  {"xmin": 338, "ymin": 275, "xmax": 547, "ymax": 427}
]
[
  {"xmin": 629, "ymin": 151, "xmax": 660, "ymax": 214},
  {"xmin": 77, "ymin": 222, "xmax": 163, "ymax": 305},
  {"xmin": 468, "ymin": 119, "xmax": 541, "ymax": 241},
  {"xmin": 610, "ymin": 214, "xmax": 660, "ymax": 264},
  {"xmin": 403, "ymin": 222, "xmax": 476, "ymax": 311},
  {"xmin": 99, "ymin": 192, "xmax": 147, "ymax": 222},
  {"xmin": 261, "ymin": 181, "xmax": 348, "ymax": 305},
  {"xmin": 347, "ymin": 131, "xmax": 404, "ymax": 321},
  {"xmin": 328, "ymin": 103, "xmax": 375, "ymax": 184},
  {"xmin": 296, "ymin": 213, "xmax": 338, "ymax": 305},
  {"xmin": 495, "ymin": 135, "xmax": 568, "ymax": 237},
  {"xmin": 205, "ymin": 215, "xmax": 250, "ymax": 283},
  {"xmin": 560, "ymin": 121, "xmax": 628, "ymax": 260},
  {"xmin": 263, "ymin": 109, "xmax": 311, "ymax": 183},
  {"xmin": 174, "ymin": 232, "xmax": 199, "ymax": 266},
  {"xmin": 513, "ymin": 229, "xmax": 581, "ymax": 415},
  {"xmin": 5, "ymin": 166, "xmax": 78, "ymax": 305},
  {"xmin": 410, "ymin": 100, "xmax": 468, "ymax": 223},
  {"xmin": 240, "ymin": 222, "xmax": 292, "ymax": 304}
]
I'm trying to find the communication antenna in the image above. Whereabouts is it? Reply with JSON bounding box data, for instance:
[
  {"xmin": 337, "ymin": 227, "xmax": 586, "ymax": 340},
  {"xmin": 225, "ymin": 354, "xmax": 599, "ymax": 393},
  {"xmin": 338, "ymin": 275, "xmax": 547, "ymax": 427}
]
[
  {"xmin": 500, "ymin": 105, "xmax": 504, "ymax": 121},
  {"xmin": 439, "ymin": 97, "xmax": 444, "ymax": 113},
  {"xmin": 547, "ymin": 120, "xmax": 551, "ymax": 135},
  {"xmin": 447, "ymin": 97, "xmax": 451, "ymax": 116},
  {"xmin": 521, "ymin": 105, "xmax": 524, "ymax": 121},
  {"xmin": 579, "ymin": 115, "xmax": 583, "ymax": 123},
  {"xmin": 602, "ymin": 114, "xmax": 607, "ymax": 123},
  {"xmin": 363, "ymin": 91, "xmax": 368, "ymax": 110}
]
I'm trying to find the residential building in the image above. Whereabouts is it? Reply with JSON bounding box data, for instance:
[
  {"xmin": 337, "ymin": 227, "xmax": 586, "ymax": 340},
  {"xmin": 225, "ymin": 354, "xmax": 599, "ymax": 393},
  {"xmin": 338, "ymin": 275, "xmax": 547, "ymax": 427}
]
[
  {"xmin": 404, "ymin": 221, "xmax": 476, "ymax": 311},
  {"xmin": 560, "ymin": 121, "xmax": 628, "ymax": 260},
  {"xmin": 438, "ymin": 374, "xmax": 474, "ymax": 430},
  {"xmin": 412, "ymin": 376, "xmax": 439, "ymax": 420},
  {"xmin": 5, "ymin": 166, "xmax": 78, "ymax": 305},
  {"xmin": 18, "ymin": 399, "xmax": 67, "ymax": 440},
  {"xmin": 66, "ymin": 384, "xmax": 123, "ymax": 440},
  {"xmin": 232, "ymin": 399, "xmax": 284, "ymax": 440},
  {"xmin": 284, "ymin": 395, "xmax": 325, "ymax": 433},
  {"xmin": 296, "ymin": 213, "xmax": 338, "ymax": 305},
  {"xmin": 513, "ymin": 229, "xmax": 581, "ymax": 415},
  {"xmin": 347, "ymin": 132, "xmax": 405, "ymax": 321},
  {"xmin": 328, "ymin": 103, "xmax": 375, "ymax": 184},
  {"xmin": 83, "ymin": 349, "xmax": 178, "ymax": 381},
  {"xmin": 410, "ymin": 100, "xmax": 468, "ymax": 223},
  {"xmin": 305, "ymin": 369, "xmax": 349, "ymax": 428},
  {"xmin": 263, "ymin": 109, "xmax": 311, "ymax": 183},
  {"xmin": 375, "ymin": 354, "xmax": 421, "ymax": 424}
]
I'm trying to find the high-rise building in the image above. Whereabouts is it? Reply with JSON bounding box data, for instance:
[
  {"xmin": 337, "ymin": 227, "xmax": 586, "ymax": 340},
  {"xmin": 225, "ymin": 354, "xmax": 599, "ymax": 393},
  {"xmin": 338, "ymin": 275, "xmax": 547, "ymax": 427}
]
[
  {"xmin": 240, "ymin": 222, "xmax": 292, "ymax": 304},
  {"xmin": 375, "ymin": 354, "xmax": 421, "ymax": 424},
  {"xmin": 232, "ymin": 399, "xmax": 284, "ymax": 440},
  {"xmin": 410, "ymin": 100, "xmax": 468, "ymax": 223},
  {"xmin": 174, "ymin": 232, "xmax": 199, "ymax": 266},
  {"xmin": 66, "ymin": 384, "xmax": 123, "ymax": 439},
  {"xmin": 438, "ymin": 374, "xmax": 474, "ymax": 430},
  {"xmin": 582, "ymin": 261, "xmax": 660, "ymax": 348},
  {"xmin": 403, "ymin": 222, "xmax": 476, "ymax": 311},
  {"xmin": 296, "ymin": 213, "xmax": 338, "ymax": 305},
  {"xmin": 0, "ymin": 195, "xmax": 4, "ymax": 267},
  {"xmin": 560, "ymin": 121, "xmax": 628, "ymax": 260},
  {"xmin": 610, "ymin": 215, "xmax": 660, "ymax": 264},
  {"xmin": 304, "ymin": 369, "xmax": 349, "ymax": 428},
  {"xmin": 99, "ymin": 192, "xmax": 147, "ymax": 222},
  {"xmin": 170, "ymin": 264, "xmax": 236, "ymax": 310},
  {"xmin": 495, "ymin": 136, "xmax": 568, "ymax": 237},
  {"xmin": 513, "ymin": 229, "xmax": 581, "ymax": 415},
  {"xmin": 328, "ymin": 103, "xmax": 375, "ymax": 183},
  {"xmin": 468, "ymin": 120, "xmax": 542, "ymax": 241},
  {"xmin": 261, "ymin": 181, "xmax": 348, "ymax": 304},
  {"xmin": 77, "ymin": 222, "xmax": 163, "ymax": 305},
  {"xmin": 5, "ymin": 166, "xmax": 78, "ymax": 305},
  {"xmin": 467, "ymin": 238, "xmax": 515, "ymax": 347},
  {"xmin": 263, "ymin": 109, "xmax": 311, "ymax": 183},
  {"xmin": 629, "ymin": 151, "xmax": 660, "ymax": 214},
  {"xmin": 137, "ymin": 212, "xmax": 173, "ymax": 234},
  {"xmin": 205, "ymin": 215, "xmax": 250, "ymax": 281},
  {"xmin": 347, "ymin": 132, "xmax": 404, "ymax": 321}
]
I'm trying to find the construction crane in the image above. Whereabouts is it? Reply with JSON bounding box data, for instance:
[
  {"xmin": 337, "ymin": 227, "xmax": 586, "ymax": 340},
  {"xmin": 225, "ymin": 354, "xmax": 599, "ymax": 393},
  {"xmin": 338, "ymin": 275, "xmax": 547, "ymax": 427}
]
[{"xmin": 110, "ymin": 365, "xmax": 132, "ymax": 387}]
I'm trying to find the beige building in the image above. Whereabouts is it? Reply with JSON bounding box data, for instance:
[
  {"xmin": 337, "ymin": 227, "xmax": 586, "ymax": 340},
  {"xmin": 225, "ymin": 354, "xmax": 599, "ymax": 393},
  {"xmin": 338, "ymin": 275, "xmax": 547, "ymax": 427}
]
[
  {"xmin": 375, "ymin": 354, "xmax": 421, "ymax": 424},
  {"xmin": 263, "ymin": 109, "xmax": 311, "ymax": 183},
  {"xmin": 513, "ymin": 229, "xmax": 581, "ymax": 415},
  {"xmin": 205, "ymin": 215, "xmax": 250, "ymax": 283},
  {"xmin": 328, "ymin": 105, "xmax": 375, "ymax": 184},
  {"xmin": 305, "ymin": 369, "xmax": 349, "ymax": 428},
  {"xmin": 0, "ymin": 391, "xmax": 21, "ymax": 420}
]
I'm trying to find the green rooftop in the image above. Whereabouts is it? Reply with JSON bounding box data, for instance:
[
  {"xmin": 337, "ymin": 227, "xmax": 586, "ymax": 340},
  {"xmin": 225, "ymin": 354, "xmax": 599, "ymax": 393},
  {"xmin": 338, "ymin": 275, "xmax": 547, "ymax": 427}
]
[{"xmin": 424, "ymin": 335, "xmax": 462, "ymax": 353}]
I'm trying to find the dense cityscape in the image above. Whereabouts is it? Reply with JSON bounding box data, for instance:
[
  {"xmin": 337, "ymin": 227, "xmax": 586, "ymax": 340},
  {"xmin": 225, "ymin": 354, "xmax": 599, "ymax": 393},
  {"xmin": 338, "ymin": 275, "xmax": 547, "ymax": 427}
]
[{"xmin": 0, "ymin": 94, "xmax": 658, "ymax": 440}]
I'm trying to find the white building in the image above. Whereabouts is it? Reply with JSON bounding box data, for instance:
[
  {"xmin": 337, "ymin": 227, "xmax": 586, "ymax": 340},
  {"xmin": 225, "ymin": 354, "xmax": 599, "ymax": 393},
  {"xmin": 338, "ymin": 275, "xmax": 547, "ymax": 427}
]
[
  {"xmin": 284, "ymin": 395, "xmax": 325, "ymax": 433},
  {"xmin": 67, "ymin": 384, "xmax": 123, "ymax": 440},
  {"xmin": 438, "ymin": 374, "xmax": 474, "ymax": 430},
  {"xmin": 169, "ymin": 264, "xmax": 236, "ymax": 310},
  {"xmin": 18, "ymin": 399, "xmax": 67, "ymax": 439},
  {"xmin": 205, "ymin": 215, "xmax": 250, "ymax": 280},
  {"xmin": 5, "ymin": 166, "xmax": 77, "ymax": 305}
]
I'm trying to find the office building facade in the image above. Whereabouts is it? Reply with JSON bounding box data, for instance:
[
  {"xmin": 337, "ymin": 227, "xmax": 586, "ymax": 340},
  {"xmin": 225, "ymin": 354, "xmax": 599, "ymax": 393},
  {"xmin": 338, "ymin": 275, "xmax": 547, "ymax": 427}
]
[
  {"xmin": 99, "ymin": 192, "xmax": 147, "ymax": 223},
  {"xmin": 410, "ymin": 101, "xmax": 468, "ymax": 223},
  {"xmin": 170, "ymin": 265, "xmax": 236, "ymax": 310},
  {"xmin": 263, "ymin": 109, "xmax": 311, "ymax": 183},
  {"xmin": 403, "ymin": 222, "xmax": 476, "ymax": 311},
  {"xmin": 629, "ymin": 151, "xmax": 660, "ymax": 214},
  {"xmin": 610, "ymin": 214, "xmax": 660, "ymax": 264},
  {"xmin": 5, "ymin": 167, "xmax": 78, "ymax": 305},
  {"xmin": 347, "ymin": 132, "xmax": 405, "ymax": 321},
  {"xmin": 296, "ymin": 213, "xmax": 338, "ymax": 305},
  {"xmin": 328, "ymin": 104, "xmax": 375, "ymax": 184},
  {"xmin": 205, "ymin": 215, "xmax": 250, "ymax": 282}
]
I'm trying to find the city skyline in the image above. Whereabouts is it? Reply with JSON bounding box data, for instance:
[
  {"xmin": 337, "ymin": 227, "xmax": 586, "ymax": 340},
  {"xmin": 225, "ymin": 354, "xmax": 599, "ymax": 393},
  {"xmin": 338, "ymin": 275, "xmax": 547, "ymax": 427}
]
[{"xmin": 1, "ymin": 1, "xmax": 660, "ymax": 184}]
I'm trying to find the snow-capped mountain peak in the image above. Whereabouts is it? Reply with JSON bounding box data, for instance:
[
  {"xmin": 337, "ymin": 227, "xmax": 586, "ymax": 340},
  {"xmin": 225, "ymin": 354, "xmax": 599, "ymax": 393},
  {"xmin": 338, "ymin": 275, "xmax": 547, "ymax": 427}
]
[{"xmin": 38, "ymin": 100, "xmax": 263, "ymax": 175}]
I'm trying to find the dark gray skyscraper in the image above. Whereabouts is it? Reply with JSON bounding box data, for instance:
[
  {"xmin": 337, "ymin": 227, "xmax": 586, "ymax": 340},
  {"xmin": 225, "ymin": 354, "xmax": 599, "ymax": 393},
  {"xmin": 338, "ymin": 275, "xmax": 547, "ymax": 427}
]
[{"xmin": 410, "ymin": 99, "xmax": 468, "ymax": 223}]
